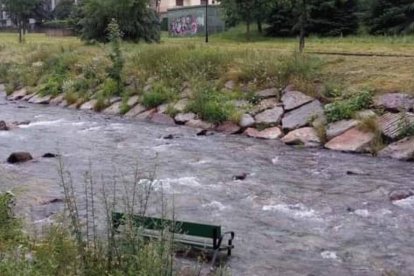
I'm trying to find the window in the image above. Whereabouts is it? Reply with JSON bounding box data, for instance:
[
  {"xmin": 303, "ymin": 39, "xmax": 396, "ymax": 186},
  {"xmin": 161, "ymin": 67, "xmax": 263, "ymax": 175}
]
[{"xmin": 176, "ymin": 0, "xmax": 183, "ymax": 6}]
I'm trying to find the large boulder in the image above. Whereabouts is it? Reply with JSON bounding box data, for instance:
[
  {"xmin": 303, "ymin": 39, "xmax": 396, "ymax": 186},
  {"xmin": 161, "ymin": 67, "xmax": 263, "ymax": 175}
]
[
  {"xmin": 80, "ymin": 99, "xmax": 97, "ymax": 111},
  {"xmin": 102, "ymin": 102, "xmax": 122, "ymax": 115},
  {"xmin": 239, "ymin": 114, "xmax": 255, "ymax": 128},
  {"xmin": 7, "ymin": 152, "xmax": 33, "ymax": 164},
  {"xmin": 250, "ymin": 98, "xmax": 279, "ymax": 115},
  {"xmin": 377, "ymin": 112, "xmax": 414, "ymax": 140},
  {"xmin": 326, "ymin": 119, "xmax": 359, "ymax": 140},
  {"xmin": 124, "ymin": 104, "xmax": 146, "ymax": 117},
  {"xmin": 254, "ymin": 107, "xmax": 284, "ymax": 125},
  {"xmin": 174, "ymin": 99, "xmax": 189, "ymax": 112},
  {"xmin": 243, "ymin": 127, "xmax": 283, "ymax": 140},
  {"xmin": 28, "ymin": 94, "xmax": 52, "ymax": 104},
  {"xmin": 175, "ymin": 112, "xmax": 196, "ymax": 124},
  {"xmin": 216, "ymin": 121, "xmax": 241, "ymax": 134},
  {"xmin": 186, "ymin": 119, "xmax": 214, "ymax": 130},
  {"xmin": 127, "ymin": 95, "xmax": 139, "ymax": 107},
  {"xmin": 50, "ymin": 94, "xmax": 65, "ymax": 105},
  {"xmin": 282, "ymin": 100, "xmax": 324, "ymax": 130},
  {"xmin": 281, "ymin": 90, "xmax": 314, "ymax": 111},
  {"xmin": 281, "ymin": 127, "xmax": 321, "ymax": 147},
  {"xmin": 22, "ymin": 93, "xmax": 35, "ymax": 101},
  {"xmin": 256, "ymin": 88, "xmax": 278, "ymax": 99},
  {"xmin": 325, "ymin": 128, "xmax": 375, "ymax": 153},
  {"xmin": 149, "ymin": 113, "xmax": 175, "ymax": 125},
  {"xmin": 136, "ymin": 109, "xmax": 157, "ymax": 120},
  {"xmin": 378, "ymin": 136, "xmax": 414, "ymax": 161},
  {"xmin": 7, "ymin": 88, "xmax": 27, "ymax": 101},
  {"xmin": 373, "ymin": 93, "xmax": 414, "ymax": 112}
]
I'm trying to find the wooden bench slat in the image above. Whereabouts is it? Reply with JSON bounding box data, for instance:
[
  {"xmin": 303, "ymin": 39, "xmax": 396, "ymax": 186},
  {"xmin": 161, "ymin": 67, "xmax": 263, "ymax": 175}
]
[{"xmin": 112, "ymin": 212, "xmax": 221, "ymax": 239}]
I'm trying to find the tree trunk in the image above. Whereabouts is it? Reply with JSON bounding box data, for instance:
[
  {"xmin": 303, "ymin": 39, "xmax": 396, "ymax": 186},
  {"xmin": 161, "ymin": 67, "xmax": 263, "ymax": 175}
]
[
  {"xmin": 298, "ymin": 0, "xmax": 307, "ymax": 53},
  {"xmin": 18, "ymin": 22, "xmax": 23, "ymax": 43},
  {"xmin": 246, "ymin": 21, "xmax": 251, "ymax": 41},
  {"xmin": 257, "ymin": 19, "xmax": 262, "ymax": 33}
]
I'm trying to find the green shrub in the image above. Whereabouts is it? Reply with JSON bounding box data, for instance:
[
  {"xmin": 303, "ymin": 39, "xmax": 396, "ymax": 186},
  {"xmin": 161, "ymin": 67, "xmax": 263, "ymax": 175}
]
[
  {"xmin": 187, "ymin": 85, "xmax": 234, "ymax": 124},
  {"xmin": 142, "ymin": 83, "xmax": 176, "ymax": 108},
  {"xmin": 38, "ymin": 75, "xmax": 65, "ymax": 96},
  {"xmin": 325, "ymin": 90, "xmax": 373, "ymax": 123},
  {"xmin": 94, "ymin": 96, "xmax": 108, "ymax": 112},
  {"xmin": 102, "ymin": 78, "xmax": 118, "ymax": 98}
]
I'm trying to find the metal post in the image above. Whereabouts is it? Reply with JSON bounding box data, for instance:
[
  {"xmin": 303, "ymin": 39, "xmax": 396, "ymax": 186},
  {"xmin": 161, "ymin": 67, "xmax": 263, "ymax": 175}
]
[{"xmin": 205, "ymin": 0, "xmax": 208, "ymax": 43}]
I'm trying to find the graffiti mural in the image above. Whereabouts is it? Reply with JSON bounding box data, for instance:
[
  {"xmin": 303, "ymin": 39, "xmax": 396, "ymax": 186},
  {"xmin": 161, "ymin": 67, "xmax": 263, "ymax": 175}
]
[{"xmin": 169, "ymin": 14, "xmax": 204, "ymax": 36}]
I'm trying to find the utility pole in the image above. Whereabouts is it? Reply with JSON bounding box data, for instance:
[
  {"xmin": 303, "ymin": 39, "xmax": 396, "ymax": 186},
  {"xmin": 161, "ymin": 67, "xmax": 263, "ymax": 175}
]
[{"xmin": 205, "ymin": 0, "xmax": 208, "ymax": 43}]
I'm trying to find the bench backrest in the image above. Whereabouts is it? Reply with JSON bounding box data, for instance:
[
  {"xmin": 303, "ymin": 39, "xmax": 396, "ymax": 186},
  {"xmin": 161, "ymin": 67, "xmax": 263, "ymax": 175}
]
[{"xmin": 112, "ymin": 212, "xmax": 221, "ymax": 239}]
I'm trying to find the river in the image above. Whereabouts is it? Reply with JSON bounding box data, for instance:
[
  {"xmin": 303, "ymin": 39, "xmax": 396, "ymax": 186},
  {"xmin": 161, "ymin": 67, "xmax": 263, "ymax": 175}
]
[{"xmin": 0, "ymin": 88, "xmax": 413, "ymax": 276}]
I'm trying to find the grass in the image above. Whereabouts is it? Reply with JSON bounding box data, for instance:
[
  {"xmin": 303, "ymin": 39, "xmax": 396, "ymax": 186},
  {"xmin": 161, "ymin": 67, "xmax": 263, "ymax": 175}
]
[{"xmin": 0, "ymin": 31, "xmax": 414, "ymax": 120}]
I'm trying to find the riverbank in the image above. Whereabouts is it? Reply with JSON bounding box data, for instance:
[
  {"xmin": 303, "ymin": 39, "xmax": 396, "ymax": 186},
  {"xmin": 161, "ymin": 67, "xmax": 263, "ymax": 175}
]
[
  {"xmin": 3, "ymin": 81, "xmax": 414, "ymax": 162},
  {"xmin": 1, "ymin": 34, "xmax": 414, "ymax": 161}
]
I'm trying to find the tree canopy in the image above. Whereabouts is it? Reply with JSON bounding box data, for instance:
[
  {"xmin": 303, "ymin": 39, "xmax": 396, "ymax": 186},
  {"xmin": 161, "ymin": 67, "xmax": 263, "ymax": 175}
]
[
  {"xmin": 1, "ymin": 0, "xmax": 41, "ymax": 42},
  {"xmin": 365, "ymin": 0, "xmax": 414, "ymax": 34},
  {"xmin": 78, "ymin": 0, "xmax": 160, "ymax": 43}
]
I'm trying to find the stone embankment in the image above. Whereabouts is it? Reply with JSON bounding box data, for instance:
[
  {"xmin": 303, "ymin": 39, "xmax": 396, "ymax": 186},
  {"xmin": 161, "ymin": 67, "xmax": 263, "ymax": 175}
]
[{"xmin": 5, "ymin": 85, "xmax": 414, "ymax": 162}]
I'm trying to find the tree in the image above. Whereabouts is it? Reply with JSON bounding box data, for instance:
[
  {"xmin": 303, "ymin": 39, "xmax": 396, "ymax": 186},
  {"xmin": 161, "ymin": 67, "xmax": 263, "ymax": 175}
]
[
  {"xmin": 2, "ymin": 0, "xmax": 40, "ymax": 43},
  {"xmin": 78, "ymin": 0, "xmax": 160, "ymax": 43},
  {"xmin": 53, "ymin": 0, "xmax": 75, "ymax": 20},
  {"xmin": 366, "ymin": 0, "xmax": 414, "ymax": 34},
  {"xmin": 266, "ymin": 0, "xmax": 359, "ymax": 51},
  {"xmin": 219, "ymin": 0, "xmax": 270, "ymax": 39},
  {"xmin": 307, "ymin": 0, "xmax": 359, "ymax": 36}
]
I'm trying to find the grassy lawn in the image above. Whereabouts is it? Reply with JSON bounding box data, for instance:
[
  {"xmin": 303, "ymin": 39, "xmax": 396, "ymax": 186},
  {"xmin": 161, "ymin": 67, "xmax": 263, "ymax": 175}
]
[{"xmin": 1, "ymin": 30, "xmax": 413, "ymax": 94}]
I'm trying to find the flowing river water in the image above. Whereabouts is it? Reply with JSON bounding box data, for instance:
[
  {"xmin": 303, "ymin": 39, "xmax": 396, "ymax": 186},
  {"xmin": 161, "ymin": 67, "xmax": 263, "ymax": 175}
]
[{"xmin": 0, "ymin": 88, "xmax": 413, "ymax": 276}]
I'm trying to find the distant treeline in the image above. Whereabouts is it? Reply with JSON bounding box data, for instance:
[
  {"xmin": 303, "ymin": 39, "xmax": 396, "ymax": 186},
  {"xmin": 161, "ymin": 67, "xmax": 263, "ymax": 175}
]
[{"xmin": 218, "ymin": 0, "xmax": 414, "ymax": 36}]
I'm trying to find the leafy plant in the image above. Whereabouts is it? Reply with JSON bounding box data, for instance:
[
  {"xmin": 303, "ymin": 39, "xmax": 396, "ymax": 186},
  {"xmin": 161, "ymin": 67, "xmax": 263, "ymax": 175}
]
[
  {"xmin": 325, "ymin": 90, "xmax": 373, "ymax": 123},
  {"xmin": 187, "ymin": 85, "xmax": 235, "ymax": 124},
  {"xmin": 142, "ymin": 83, "xmax": 176, "ymax": 109},
  {"xmin": 106, "ymin": 19, "xmax": 124, "ymax": 97}
]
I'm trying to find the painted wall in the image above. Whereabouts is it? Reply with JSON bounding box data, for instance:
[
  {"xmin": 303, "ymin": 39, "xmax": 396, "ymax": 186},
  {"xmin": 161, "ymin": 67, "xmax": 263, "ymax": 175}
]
[{"xmin": 168, "ymin": 5, "xmax": 224, "ymax": 37}]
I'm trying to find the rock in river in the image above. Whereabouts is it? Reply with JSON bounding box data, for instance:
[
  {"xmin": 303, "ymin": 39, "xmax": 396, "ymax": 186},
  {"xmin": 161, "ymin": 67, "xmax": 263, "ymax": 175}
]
[
  {"xmin": 0, "ymin": 120, "xmax": 9, "ymax": 131},
  {"xmin": 244, "ymin": 127, "xmax": 283, "ymax": 140},
  {"xmin": 7, "ymin": 152, "xmax": 33, "ymax": 164},
  {"xmin": 378, "ymin": 136, "xmax": 414, "ymax": 161},
  {"xmin": 281, "ymin": 127, "xmax": 321, "ymax": 147}
]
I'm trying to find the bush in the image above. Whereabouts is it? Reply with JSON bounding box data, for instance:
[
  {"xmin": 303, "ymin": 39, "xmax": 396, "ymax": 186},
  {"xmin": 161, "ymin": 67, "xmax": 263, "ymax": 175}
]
[
  {"xmin": 187, "ymin": 85, "xmax": 235, "ymax": 124},
  {"xmin": 38, "ymin": 75, "xmax": 65, "ymax": 96},
  {"xmin": 142, "ymin": 83, "xmax": 176, "ymax": 108},
  {"xmin": 325, "ymin": 90, "xmax": 373, "ymax": 123}
]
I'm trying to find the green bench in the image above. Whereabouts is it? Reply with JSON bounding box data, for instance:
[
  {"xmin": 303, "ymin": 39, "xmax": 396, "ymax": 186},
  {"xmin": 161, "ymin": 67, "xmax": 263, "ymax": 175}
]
[{"xmin": 112, "ymin": 212, "xmax": 235, "ymax": 266}]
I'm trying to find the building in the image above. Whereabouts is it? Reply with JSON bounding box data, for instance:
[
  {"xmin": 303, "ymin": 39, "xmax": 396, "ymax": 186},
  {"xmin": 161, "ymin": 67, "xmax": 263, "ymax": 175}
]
[
  {"xmin": 159, "ymin": 0, "xmax": 218, "ymax": 15},
  {"xmin": 166, "ymin": 0, "xmax": 224, "ymax": 37}
]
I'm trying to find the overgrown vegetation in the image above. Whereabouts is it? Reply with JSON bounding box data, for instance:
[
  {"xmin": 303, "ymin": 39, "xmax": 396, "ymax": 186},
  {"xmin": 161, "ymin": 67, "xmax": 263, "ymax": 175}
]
[
  {"xmin": 0, "ymin": 161, "xmax": 230, "ymax": 275},
  {"xmin": 187, "ymin": 84, "xmax": 236, "ymax": 124},
  {"xmin": 325, "ymin": 90, "xmax": 373, "ymax": 123}
]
